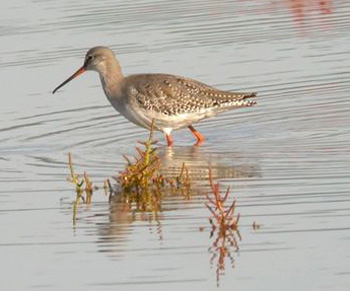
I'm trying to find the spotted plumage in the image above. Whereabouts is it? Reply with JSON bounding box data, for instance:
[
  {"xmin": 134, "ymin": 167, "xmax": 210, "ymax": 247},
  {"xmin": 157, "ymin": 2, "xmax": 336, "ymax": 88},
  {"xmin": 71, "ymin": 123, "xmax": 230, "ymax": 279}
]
[
  {"xmin": 53, "ymin": 46, "xmax": 257, "ymax": 146},
  {"xmin": 129, "ymin": 74, "xmax": 256, "ymax": 116}
]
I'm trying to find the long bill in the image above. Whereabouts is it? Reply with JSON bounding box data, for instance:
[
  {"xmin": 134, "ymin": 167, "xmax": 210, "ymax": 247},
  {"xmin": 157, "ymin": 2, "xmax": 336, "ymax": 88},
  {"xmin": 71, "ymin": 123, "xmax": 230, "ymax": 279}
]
[{"xmin": 52, "ymin": 66, "xmax": 86, "ymax": 94}]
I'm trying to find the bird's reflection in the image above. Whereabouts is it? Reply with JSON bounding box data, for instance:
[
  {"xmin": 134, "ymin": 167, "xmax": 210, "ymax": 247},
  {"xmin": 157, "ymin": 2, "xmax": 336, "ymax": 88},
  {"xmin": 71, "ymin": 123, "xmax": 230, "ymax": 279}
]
[
  {"xmin": 158, "ymin": 146, "xmax": 260, "ymax": 184},
  {"xmin": 97, "ymin": 146, "xmax": 260, "ymax": 253}
]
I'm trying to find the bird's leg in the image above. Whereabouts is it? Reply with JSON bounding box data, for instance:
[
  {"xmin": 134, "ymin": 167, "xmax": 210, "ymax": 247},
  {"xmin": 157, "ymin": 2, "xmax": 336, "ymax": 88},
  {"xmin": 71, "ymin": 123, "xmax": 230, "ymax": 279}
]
[
  {"xmin": 166, "ymin": 134, "xmax": 173, "ymax": 147},
  {"xmin": 188, "ymin": 125, "xmax": 205, "ymax": 146}
]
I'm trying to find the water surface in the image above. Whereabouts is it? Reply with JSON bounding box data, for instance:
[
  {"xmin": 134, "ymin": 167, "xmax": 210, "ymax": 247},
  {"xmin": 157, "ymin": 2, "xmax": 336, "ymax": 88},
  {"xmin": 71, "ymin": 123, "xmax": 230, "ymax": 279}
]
[{"xmin": 1, "ymin": 0, "xmax": 350, "ymax": 290}]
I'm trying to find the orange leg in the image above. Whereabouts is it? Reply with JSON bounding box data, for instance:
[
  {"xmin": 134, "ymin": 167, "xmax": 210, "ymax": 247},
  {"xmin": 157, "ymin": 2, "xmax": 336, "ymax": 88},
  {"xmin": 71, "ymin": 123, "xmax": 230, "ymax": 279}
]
[
  {"xmin": 188, "ymin": 125, "xmax": 205, "ymax": 146},
  {"xmin": 166, "ymin": 134, "xmax": 173, "ymax": 147}
]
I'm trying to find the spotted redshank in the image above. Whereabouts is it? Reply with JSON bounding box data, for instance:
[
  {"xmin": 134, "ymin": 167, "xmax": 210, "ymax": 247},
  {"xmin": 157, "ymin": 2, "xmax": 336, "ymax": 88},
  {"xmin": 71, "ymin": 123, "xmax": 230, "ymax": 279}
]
[{"xmin": 52, "ymin": 46, "xmax": 257, "ymax": 146}]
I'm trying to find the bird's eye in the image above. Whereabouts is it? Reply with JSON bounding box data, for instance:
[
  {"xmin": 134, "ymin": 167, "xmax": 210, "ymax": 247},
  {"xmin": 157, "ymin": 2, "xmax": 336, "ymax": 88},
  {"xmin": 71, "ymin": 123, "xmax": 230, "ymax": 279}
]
[{"xmin": 87, "ymin": 55, "xmax": 94, "ymax": 61}]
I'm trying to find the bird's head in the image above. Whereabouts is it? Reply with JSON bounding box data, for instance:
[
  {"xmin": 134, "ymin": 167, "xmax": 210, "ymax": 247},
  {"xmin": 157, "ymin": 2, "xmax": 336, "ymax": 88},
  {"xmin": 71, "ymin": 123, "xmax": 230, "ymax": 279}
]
[{"xmin": 52, "ymin": 46, "xmax": 116, "ymax": 94}]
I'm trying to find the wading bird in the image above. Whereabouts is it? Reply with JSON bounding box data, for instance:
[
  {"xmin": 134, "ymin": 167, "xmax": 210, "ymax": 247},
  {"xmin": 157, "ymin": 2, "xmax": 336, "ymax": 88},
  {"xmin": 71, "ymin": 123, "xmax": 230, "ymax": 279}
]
[{"xmin": 53, "ymin": 46, "xmax": 257, "ymax": 146}]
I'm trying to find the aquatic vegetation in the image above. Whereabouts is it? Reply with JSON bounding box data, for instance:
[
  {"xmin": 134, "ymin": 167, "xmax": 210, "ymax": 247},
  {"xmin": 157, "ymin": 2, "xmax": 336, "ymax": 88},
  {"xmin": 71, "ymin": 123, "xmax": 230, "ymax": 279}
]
[
  {"xmin": 68, "ymin": 152, "xmax": 84, "ymax": 194},
  {"xmin": 66, "ymin": 124, "xmax": 257, "ymax": 285},
  {"xmin": 65, "ymin": 120, "xmax": 191, "ymax": 217},
  {"xmin": 205, "ymin": 169, "xmax": 241, "ymax": 286},
  {"xmin": 67, "ymin": 152, "xmax": 98, "ymax": 225},
  {"xmin": 106, "ymin": 120, "xmax": 192, "ymax": 211},
  {"xmin": 116, "ymin": 121, "xmax": 163, "ymax": 211},
  {"xmin": 67, "ymin": 120, "xmax": 192, "ymax": 225}
]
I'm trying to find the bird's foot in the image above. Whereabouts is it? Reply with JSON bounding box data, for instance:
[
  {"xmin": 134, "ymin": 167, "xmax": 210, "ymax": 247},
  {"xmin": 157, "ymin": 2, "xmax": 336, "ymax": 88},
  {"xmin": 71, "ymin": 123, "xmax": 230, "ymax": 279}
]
[{"xmin": 188, "ymin": 125, "xmax": 205, "ymax": 145}]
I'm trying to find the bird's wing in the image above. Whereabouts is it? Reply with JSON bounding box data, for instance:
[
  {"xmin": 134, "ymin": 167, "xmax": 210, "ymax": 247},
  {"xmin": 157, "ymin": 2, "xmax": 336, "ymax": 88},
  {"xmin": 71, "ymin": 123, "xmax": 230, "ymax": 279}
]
[{"xmin": 127, "ymin": 74, "xmax": 257, "ymax": 116}]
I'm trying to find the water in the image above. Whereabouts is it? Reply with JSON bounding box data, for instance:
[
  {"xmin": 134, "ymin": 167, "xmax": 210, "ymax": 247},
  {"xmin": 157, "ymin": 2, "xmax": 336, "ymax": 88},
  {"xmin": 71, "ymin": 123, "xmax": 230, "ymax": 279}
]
[{"xmin": 1, "ymin": 0, "xmax": 350, "ymax": 290}]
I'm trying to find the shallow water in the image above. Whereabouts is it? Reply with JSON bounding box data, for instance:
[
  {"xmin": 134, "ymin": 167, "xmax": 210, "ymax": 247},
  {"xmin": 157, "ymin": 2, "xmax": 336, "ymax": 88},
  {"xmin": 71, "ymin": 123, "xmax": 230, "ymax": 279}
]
[{"xmin": 1, "ymin": 0, "xmax": 350, "ymax": 290}]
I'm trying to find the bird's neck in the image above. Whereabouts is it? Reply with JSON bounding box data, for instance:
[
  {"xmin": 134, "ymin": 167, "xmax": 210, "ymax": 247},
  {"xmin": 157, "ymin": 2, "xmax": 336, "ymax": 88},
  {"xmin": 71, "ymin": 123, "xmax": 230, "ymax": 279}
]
[{"xmin": 99, "ymin": 60, "xmax": 125, "ymax": 101}]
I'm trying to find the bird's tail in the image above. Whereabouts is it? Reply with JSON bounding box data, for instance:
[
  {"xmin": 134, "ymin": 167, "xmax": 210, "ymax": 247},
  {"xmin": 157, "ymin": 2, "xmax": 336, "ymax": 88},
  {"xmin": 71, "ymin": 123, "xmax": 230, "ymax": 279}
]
[
  {"xmin": 237, "ymin": 92, "xmax": 257, "ymax": 107},
  {"xmin": 214, "ymin": 92, "xmax": 257, "ymax": 109}
]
